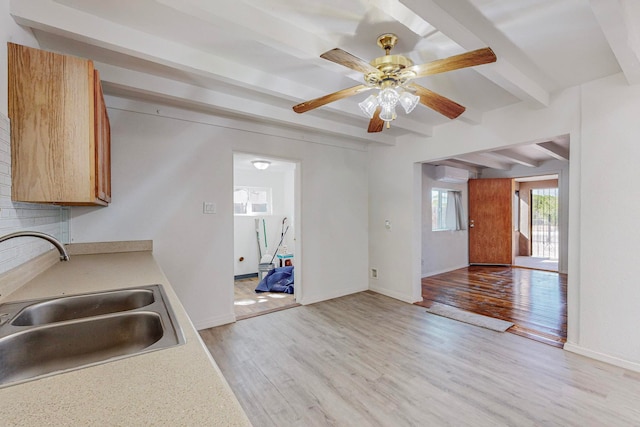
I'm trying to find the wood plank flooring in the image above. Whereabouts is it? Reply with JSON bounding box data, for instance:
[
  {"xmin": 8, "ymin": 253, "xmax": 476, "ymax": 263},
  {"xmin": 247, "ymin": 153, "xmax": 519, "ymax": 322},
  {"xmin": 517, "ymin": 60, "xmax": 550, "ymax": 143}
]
[
  {"xmin": 416, "ymin": 266, "xmax": 567, "ymax": 347},
  {"xmin": 201, "ymin": 291, "xmax": 640, "ymax": 426},
  {"xmin": 234, "ymin": 277, "xmax": 298, "ymax": 320}
]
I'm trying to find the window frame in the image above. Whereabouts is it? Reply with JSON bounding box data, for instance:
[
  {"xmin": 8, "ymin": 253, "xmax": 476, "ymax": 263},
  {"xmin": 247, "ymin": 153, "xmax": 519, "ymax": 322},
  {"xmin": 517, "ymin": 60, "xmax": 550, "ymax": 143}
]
[{"xmin": 233, "ymin": 186, "xmax": 273, "ymax": 216}]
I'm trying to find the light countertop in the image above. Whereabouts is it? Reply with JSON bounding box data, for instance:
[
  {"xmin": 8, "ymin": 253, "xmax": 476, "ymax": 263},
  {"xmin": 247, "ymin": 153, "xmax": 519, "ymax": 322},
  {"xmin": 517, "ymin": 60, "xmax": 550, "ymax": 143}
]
[{"xmin": 0, "ymin": 249, "xmax": 252, "ymax": 426}]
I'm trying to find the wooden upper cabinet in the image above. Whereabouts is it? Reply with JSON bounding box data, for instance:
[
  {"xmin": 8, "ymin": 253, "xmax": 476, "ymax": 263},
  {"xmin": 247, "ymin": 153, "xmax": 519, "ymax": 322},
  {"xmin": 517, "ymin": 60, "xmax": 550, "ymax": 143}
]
[{"xmin": 8, "ymin": 43, "xmax": 111, "ymax": 206}]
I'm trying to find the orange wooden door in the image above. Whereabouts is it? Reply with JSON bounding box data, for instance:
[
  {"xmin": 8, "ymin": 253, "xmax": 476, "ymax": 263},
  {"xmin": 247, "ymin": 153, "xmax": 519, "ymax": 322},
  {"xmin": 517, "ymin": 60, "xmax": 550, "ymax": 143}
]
[{"xmin": 468, "ymin": 178, "xmax": 514, "ymax": 265}]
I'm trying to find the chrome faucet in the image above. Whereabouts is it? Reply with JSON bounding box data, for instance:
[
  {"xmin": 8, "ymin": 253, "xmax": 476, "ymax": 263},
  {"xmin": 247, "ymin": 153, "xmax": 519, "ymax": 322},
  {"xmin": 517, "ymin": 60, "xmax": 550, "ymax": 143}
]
[{"xmin": 0, "ymin": 231, "xmax": 69, "ymax": 261}]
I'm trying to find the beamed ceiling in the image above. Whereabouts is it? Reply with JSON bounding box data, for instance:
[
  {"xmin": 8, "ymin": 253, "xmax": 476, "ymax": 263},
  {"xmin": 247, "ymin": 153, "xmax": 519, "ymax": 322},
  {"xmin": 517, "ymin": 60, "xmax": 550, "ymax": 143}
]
[{"xmin": 10, "ymin": 0, "xmax": 639, "ymax": 170}]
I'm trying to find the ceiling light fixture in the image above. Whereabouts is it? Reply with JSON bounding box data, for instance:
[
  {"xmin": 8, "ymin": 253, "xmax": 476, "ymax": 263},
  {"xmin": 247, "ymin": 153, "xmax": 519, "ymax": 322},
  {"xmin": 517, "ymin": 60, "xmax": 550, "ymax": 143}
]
[
  {"xmin": 356, "ymin": 33, "xmax": 421, "ymax": 125},
  {"xmin": 359, "ymin": 87, "xmax": 420, "ymax": 122},
  {"xmin": 293, "ymin": 32, "xmax": 497, "ymax": 134},
  {"xmin": 252, "ymin": 160, "xmax": 271, "ymax": 170}
]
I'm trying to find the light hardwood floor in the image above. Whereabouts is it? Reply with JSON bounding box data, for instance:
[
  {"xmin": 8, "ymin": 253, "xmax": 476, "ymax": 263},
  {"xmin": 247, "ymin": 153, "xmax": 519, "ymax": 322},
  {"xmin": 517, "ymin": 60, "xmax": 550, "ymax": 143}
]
[
  {"xmin": 201, "ymin": 291, "xmax": 640, "ymax": 426},
  {"xmin": 234, "ymin": 277, "xmax": 298, "ymax": 320}
]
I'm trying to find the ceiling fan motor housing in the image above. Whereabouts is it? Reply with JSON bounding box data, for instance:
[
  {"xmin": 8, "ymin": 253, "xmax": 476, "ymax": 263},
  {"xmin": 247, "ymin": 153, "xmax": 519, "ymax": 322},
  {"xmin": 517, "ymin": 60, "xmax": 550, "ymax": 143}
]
[{"xmin": 365, "ymin": 33, "xmax": 416, "ymax": 88}]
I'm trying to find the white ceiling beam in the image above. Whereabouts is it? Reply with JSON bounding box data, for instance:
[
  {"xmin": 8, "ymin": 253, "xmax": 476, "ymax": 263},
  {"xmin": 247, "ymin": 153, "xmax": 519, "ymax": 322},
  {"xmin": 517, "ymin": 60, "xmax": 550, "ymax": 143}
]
[
  {"xmin": 156, "ymin": 0, "xmax": 336, "ymax": 59},
  {"xmin": 399, "ymin": 0, "xmax": 550, "ymax": 107},
  {"xmin": 10, "ymin": 0, "xmax": 432, "ymax": 138},
  {"xmin": 369, "ymin": 0, "xmax": 437, "ymax": 37},
  {"xmin": 95, "ymin": 63, "xmax": 396, "ymax": 146},
  {"xmin": 9, "ymin": 0, "xmax": 304, "ymax": 99},
  {"xmin": 104, "ymin": 95, "xmax": 370, "ymax": 152},
  {"xmin": 452, "ymin": 153, "xmax": 511, "ymax": 170},
  {"xmin": 535, "ymin": 142, "xmax": 570, "ymax": 161},
  {"xmin": 490, "ymin": 150, "xmax": 540, "ymax": 168},
  {"xmin": 590, "ymin": 0, "xmax": 640, "ymax": 85},
  {"xmin": 458, "ymin": 106, "xmax": 482, "ymax": 125}
]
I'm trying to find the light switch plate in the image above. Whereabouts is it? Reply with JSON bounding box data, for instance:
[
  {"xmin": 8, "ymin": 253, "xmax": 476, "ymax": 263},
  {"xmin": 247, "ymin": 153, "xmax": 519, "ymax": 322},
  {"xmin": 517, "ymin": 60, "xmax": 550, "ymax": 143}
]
[{"xmin": 203, "ymin": 202, "xmax": 216, "ymax": 214}]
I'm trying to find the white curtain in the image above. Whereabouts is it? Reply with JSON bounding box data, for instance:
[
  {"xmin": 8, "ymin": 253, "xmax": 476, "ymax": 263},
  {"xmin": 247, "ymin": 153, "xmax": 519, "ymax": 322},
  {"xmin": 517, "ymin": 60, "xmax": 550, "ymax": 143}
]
[{"xmin": 445, "ymin": 190, "xmax": 465, "ymax": 230}]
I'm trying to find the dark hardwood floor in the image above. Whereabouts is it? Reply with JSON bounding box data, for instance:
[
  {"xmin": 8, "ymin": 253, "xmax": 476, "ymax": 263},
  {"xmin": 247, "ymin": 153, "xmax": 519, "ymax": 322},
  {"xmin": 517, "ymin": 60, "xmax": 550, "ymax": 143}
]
[{"xmin": 415, "ymin": 266, "xmax": 567, "ymax": 347}]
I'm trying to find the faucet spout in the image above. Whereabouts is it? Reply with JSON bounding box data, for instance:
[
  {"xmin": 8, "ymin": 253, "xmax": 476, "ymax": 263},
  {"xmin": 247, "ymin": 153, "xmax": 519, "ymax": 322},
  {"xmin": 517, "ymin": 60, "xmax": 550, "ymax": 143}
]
[{"xmin": 0, "ymin": 231, "xmax": 69, "ymax": 261}]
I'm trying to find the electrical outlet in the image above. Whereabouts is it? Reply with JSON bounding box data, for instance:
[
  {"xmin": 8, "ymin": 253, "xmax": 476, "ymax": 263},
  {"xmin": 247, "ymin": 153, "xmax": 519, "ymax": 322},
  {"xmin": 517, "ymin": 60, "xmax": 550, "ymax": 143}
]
[
  {"xmin": 203, "ymin": 202, "xmax": 216, "ymax": 214},
  {"xmin": 371, "ymin": 268, "xmax": 378, "ymax": 279}
]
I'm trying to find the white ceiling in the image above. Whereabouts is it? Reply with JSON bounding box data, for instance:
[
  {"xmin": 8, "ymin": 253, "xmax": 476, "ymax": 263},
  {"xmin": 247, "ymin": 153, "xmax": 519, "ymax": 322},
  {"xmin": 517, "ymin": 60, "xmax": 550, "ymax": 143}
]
[{"xmin": 10, "ymin": 0, "xmax": 640, "ymax": 168}]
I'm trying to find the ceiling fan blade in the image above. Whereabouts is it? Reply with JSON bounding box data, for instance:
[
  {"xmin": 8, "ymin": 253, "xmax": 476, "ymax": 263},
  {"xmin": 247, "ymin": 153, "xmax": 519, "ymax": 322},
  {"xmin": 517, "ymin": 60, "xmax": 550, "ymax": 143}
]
[
  {"xmin": 409, "ymin": 47, "xmax": 496, "ymax": 78},
  {"xmin": 320, "ymin": 48, "xmax": 379, "ymax": 74},
  {"xmin": 408, "ymin": 83, "xmax": 466, "ymax": 119},
  {"xmin": 293, "ymin": 85, "xmax": 370, "ymax": 114},
  {"xmin": 368, "ymin": 107, "xmax": 384, "ymax": 133}
]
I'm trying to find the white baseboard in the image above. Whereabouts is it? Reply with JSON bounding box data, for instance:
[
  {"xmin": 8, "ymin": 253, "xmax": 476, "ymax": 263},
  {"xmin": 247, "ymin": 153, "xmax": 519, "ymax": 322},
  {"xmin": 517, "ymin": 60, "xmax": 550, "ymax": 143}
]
[
  {"xmin": 300, "ymin": 285, "xmax": 368, "ymax": 305},
  {"xmin": 563, "ymin": 342, "xmax": 640, "ymax": 373},
  {"xmin": 368, "ymin": 285, "xmax": 420, "ymax": 304},
  {"xmin": 422, "ymin": 263, "xmax": 469, "ymax": 278},
  {"xmin": 193, "ymin": 312, "xmax": 236, "ymax": 330}
]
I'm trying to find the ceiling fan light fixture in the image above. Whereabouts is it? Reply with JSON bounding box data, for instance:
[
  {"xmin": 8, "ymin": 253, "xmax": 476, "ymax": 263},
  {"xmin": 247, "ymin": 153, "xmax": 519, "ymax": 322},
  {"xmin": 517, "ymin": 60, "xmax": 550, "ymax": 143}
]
[
  {"xmin": 252, "ymin": 160, "xmax": 271, "ymax": 170},
  {"xmin": 292, "ymin": 33, "xmax": 496, "ymax": 132},
  {"xmin": 378, "ymin": 87, "xmax": 400, "ymax": 110},
  {"xmin": 379, "ymin": 105, "xmax": 396, "ymax": 122},
  {"xmin": 358, "ymin": 94, "xmax": 379, "ymax": 118},
  {"xmin": 399, "ymin": 91, "xmax": 420, "ymax": 114}
]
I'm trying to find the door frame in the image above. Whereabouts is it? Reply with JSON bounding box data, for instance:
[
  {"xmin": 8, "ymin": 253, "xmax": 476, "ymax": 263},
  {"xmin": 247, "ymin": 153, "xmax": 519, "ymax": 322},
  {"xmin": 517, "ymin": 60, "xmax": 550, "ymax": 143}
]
[{"xmin": 231, "ymin": 152, "xmax": 302, "ymax": 314}]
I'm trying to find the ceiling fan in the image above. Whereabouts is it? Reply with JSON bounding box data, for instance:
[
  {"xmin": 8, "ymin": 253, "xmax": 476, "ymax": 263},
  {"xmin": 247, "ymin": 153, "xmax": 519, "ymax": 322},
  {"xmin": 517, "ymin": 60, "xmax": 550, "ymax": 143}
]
[{"xmin": 292, "ymin": 34, "xmax": 497, "ymax": 133}]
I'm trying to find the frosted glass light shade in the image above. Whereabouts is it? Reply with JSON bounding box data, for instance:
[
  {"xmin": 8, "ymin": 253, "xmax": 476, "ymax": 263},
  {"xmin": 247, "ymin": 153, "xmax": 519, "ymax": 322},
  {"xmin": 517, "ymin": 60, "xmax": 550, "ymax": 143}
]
[
  {"xmin": 378, "ymin": 87, "xmax": 400, "ymax": 109},
  {"xmin": 358, "ymin": 94, "xmax": 379, "ymax": 118},
  {"xmin": 399, "ymin": 91, "xmax": 420, "ymax": 114},
  {"xmin": 252, "ymin": 160, "xmax": 271, "ymax": 170},
  {"xmin": 380, "ymin": 105, "xmax": 396, "ymax": 122}
]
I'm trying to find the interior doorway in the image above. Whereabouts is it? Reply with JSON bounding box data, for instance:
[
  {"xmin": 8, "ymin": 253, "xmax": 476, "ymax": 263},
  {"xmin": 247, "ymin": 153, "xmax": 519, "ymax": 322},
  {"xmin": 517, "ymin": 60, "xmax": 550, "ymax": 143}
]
[
  {"xmin": 232, "ymin": 153, "xmax": 300, "ymax": 320},
  {"xmin": 419, "ymin": 139, "xmax": 570, "ymax": 346}
]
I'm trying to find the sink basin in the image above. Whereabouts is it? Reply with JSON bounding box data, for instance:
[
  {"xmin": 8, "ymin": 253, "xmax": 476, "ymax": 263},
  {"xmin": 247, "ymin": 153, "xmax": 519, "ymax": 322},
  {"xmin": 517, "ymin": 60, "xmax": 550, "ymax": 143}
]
[
  {"xmin": 11, "ymin": 288, "xmax": 155, "ymax": 326},
  {"xmin": 0, "ymin": 285, "xmax": 185, "ymax": 388},
  {"xmin": 0, "ymin": 312, "xmax": 163, "ymax": 386}
]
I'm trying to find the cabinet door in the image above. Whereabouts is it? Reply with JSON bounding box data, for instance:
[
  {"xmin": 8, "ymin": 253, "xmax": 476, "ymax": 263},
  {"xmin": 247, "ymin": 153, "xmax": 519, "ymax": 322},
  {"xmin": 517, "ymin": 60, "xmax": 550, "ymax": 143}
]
[
  {"xmin": 9, "ymin": 43, "xmax": 93, "ymax": 203},
  {"xmin": 94, "ymin": 71, "xmax": 111, "ymax": 203}
]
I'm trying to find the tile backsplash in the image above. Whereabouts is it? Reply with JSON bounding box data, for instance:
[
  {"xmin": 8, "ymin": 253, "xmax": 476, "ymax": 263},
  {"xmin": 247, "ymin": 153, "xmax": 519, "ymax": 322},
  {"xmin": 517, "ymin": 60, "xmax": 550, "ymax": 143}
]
[{"xmin": 0, "ymin": 112, "xmax": 68, "ymax": 275}]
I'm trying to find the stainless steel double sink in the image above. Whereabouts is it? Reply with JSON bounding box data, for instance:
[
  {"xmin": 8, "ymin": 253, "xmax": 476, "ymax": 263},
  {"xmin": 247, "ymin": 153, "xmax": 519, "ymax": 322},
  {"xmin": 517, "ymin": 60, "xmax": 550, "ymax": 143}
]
[{"xmin": 0, "ymin": 284, "xmax": 185, "ymax": 388}]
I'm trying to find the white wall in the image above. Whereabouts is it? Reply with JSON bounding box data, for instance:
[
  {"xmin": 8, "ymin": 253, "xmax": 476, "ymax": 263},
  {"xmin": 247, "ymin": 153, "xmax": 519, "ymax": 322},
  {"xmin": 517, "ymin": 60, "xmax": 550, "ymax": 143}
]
[
  {"xmin": 70, "ymin": 98, "xmax": 369, "ymax": 329},
  {"xmin": 421, "ymin": 164, "xmax": 468, "ymax": 277},
  {"xmin": 370, "ymin": 76, "xmax": 640, "ymax": 372},
  {"xmin": 565, "ymin": 72, "xmax": 640, "ymax": 369},
  {"xmin": 0, "ymin": 1, "xmax": 67, "ymax": 279},
  {"xmin": 233, "ymin": 165, "xmax": 294, "ymax": 276},
  {"xmin": 481, "ymin": 159, "xmax": 570, "ymax": 273}
]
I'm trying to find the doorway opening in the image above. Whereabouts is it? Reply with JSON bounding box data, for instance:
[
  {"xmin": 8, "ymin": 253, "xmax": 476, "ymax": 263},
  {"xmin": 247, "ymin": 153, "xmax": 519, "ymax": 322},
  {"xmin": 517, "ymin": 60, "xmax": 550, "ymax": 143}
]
[
  {"xmin": 418, "ymin": 136, "xmax": 570, "ymax": 347},
  {"xmin": 531, "ymin": 187, "xmax": 559, "ymax": 258},
  {"xmin": 513, "ymin": 175, "xmax": 559, "ymax": 272},
  {"xmin": 232, "ymin": 153, "xmax": 300, "ymax": 320}
]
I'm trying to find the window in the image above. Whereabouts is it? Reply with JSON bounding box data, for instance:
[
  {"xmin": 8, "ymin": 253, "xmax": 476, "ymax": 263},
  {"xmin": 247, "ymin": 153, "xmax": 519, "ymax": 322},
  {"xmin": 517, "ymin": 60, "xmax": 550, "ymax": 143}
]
[
  {"xmin": 234, "ymin": 186, "xmax": 272, "ymax": 215},
  {"xmin": 432, "ymin": 189, "xmax": 464, "ymax": 231}
]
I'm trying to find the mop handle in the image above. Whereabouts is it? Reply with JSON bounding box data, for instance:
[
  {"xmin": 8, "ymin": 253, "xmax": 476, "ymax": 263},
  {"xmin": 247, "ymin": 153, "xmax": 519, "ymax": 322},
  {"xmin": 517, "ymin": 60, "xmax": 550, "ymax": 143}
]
[
  {"xmin": 263, "ymin": 218, "xmax": 268, "ymax": 248},
  {"xmin": 269, "ymin": 225, "xmax": 290, "ymax": 265}
]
